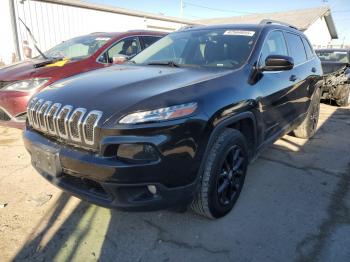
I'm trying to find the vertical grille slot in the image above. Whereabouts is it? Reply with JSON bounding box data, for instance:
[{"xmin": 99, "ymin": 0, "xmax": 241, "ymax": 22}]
[
  {"xmin": 83, "ymin": 111, "xmax": 102, "ymax": 145},
  {"xmin": 68, "ymin": 108, "xmax": 86, "ymax": 142},
  {"xmin": 27, "ymin": 98, "xmax": 37, "ymax": 125},
  {"xmin": 38, "ymin": 101, "xmax": 51, "ymax": 131},
  {"xmin": 32, "ymin": 99, "xmax": 43, "ymax": 128},
  {"xmin": 46, "ymin": 103, "xmax": 61, "ymax": 135},
  {"xmin": 56, "ymin": 105, "xmax": 73, "ymax": 139}
]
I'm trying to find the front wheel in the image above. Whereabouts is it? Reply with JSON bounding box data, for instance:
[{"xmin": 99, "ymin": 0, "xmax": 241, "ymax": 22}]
[
  {"xmin": 336, "ymin": 84, "xmax": 350, "ymax": 107},
  {"xmin": 191, "ymin": 129, "xmax": 248, "ymax": 219},
  {"xmin": 292, "ymin": 87, "xmax": 321, "ymax": 139}
]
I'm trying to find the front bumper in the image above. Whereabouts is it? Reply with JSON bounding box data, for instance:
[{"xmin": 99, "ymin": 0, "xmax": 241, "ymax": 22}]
[
  {"xmin": 0, "ymin": 90, "xmax": 31, "ymax": 129},
  {"xmin": 23, "ymin": 122, "xmax": 204, "ymax": 210}
]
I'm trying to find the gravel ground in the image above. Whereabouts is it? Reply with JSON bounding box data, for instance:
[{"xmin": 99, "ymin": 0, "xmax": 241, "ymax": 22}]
[{"xmin": 0, "ymin": 103, "xmax": 349, "ymax": 262}]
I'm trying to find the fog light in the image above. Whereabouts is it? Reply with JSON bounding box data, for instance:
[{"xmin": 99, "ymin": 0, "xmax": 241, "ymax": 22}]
[
  {"xmin": 117, "ymin": 143, "xmax": 158, "ymax": 163},
  {"xmin": 147, "ymin": 185, "xmax": 157, "ymax": 195}
]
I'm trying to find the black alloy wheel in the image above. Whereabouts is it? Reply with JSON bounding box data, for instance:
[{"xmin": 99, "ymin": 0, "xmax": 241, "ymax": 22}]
[{"xmin": 216, "ymin": 145, "xmax": 245, "ymax": 206}]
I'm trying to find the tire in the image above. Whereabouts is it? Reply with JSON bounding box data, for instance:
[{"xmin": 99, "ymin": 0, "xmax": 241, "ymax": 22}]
[
  {"xmin": 293, "ymin": 87, "xmax": 321, "ymax": 139},
  {"xmin": 336, "ymin": 84, "xmax": 350, "ymax": 107},
  {"xmin": 191, "ymin": 129, "xmax": 248, "ymax": 219}
]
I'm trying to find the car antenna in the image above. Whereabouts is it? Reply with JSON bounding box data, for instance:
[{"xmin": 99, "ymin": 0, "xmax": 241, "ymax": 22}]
[{"xmin": 18, "ymin": 17, "xmax": 48, "ymax": 59}]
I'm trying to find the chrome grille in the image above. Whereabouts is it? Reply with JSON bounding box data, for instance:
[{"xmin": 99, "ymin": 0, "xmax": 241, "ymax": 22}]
[
  {"xmin": 27, "ymin": 98, "xmax": 37, "ymax": 125},
  {"xmin": 38, "ymin": 101, "xmax": 51, "ymax": 131},
  {"xmin": 68, "ymin": 108, "xmax": 86, "ymax": 142},
  {"xmin": 56, "ymin": 105, "xmax": 72, "ymax": 139},
  {"xmin": 83, "ymin": 111, "xmax": 103, "ymax": 145},
  {"xmin": 27, "ymin": 100, "xmax": 102, "ymax": 146},
  {"xmin": 32, "ymin": 99, "xmax": 43, "ymax": 129},
  {"xmin": 47, "ymin": 103, "xmax": 61, "ymax": 135}
]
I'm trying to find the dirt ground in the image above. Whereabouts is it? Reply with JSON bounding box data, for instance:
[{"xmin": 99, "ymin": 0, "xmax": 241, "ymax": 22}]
[{"xmin": 0, "ymin": 103, "xmax": 349, "ymax": 262}]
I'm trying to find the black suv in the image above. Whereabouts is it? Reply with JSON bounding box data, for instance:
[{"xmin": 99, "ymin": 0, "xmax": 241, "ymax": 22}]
[{"xmin": 24, "ymin": 22, "xmax": 323, "ymax": 219}]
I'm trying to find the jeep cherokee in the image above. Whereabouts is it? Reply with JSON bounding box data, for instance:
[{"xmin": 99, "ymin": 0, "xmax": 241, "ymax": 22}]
[{"xmin": 23, "ymin": 22, "xmax": 323, "ymax": 219}]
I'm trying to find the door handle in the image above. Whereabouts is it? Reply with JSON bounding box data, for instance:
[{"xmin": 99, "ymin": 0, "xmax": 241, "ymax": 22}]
[
  {"xmin": 289, "ymin": 75, "xmax": 298, "ymax": 82},
  {"xmin": 311, "ymin": 67, "xmax": 317, "ymax": 73}
]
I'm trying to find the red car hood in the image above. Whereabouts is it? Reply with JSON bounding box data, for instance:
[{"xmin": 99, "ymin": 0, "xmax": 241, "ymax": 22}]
[{"xmin": 0, "ymin": 58, "xmax": 92, "ymax": 81}]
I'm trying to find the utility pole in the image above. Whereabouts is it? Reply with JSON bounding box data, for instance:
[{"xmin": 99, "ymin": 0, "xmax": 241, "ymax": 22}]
[
  {"xmin": 180, "ymin": 0, "xmax": 184, "ymax": 17},
  {"xmin": 9, "ymin": 0, "xmax": 21, "ymax": 61}
]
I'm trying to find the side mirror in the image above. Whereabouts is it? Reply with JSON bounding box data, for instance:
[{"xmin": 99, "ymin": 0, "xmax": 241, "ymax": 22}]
[{"xmin": 262, "ymin": 55, "xmax": 294, "ymax": 71}]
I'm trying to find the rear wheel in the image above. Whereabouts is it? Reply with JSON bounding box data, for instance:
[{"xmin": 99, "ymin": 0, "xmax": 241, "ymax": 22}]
[
  {"xmin": 191, "ymin": 129, "xmax": 248, "ymax": 219},
  {"xmin": 293, "ymin": 87, "xmax": 321, "ymax": 139},
  {"xmin": 336, "ymin": 84, "xmax": 350, "ymax": 107}
]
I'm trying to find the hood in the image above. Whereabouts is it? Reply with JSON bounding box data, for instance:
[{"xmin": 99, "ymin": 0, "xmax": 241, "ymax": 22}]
[
  {"xmin": 35, "ymin": 64, "xmax": 231, "ymax": 120},
  {"xmin": 0, "ymin": 58, "xmax": 85, "ymax": 81}
]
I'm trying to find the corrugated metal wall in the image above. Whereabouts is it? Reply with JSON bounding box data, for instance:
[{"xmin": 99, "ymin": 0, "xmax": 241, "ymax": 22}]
[{"xmin": 13, "ymin": 0, "xmax": 186, "ymax": 59}]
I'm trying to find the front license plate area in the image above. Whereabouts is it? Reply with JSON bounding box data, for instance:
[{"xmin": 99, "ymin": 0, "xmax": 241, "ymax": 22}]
[{"xmin": 31, "ymin": 146, "xmax": 61, "ymax": 177}]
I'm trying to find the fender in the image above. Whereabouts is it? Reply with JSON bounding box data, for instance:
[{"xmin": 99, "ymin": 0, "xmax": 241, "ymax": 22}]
[{"xmin": 196, "ymin": 111, "xmax": 258, "ymax": 182}]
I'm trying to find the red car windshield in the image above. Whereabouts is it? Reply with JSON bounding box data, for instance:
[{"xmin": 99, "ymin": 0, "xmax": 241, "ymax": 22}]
[{"xmin": 43, "ymin": 35, "xmax": 111, "ymax": 60}]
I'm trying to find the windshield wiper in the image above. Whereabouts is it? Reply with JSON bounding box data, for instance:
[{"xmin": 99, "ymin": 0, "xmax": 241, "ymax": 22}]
[
  {"xmin": 19, "ymin": 17, "xmax": 48, "ymax": 60},
  {"xmin": 33, "ymin": 57, "xmax": 64, "ymax": 68},
  {"xmin": 147, "ymin": 61, "xmax": 181, "ymax": 67}
]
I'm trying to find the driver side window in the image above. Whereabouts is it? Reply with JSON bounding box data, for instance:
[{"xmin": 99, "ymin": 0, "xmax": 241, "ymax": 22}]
[
  {"xmin": 259, "ymin": 31, "xmax": 288, "ymax": 67},
  {"xmin": 99, "ymin": 37, "xmax": 141, "ymax": 63}
]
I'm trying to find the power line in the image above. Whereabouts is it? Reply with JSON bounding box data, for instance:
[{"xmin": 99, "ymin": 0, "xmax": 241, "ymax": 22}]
[{"xmin": 183, "ymin": 1, "xmax": 255, "ymax": 15}]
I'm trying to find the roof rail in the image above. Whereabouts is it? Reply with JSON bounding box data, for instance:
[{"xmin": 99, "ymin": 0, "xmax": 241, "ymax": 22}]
[{"xmin": 260, "ymin": 19, "xmax": 298, "ymax": 30}]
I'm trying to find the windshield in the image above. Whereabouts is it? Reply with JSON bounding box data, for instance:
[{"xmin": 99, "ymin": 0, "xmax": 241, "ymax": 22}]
[
  {"xmin": 43, "ymin": 35, "xmax": 111, "ymax": 60},
  {"xmin": 131, "ymin": 28, "xmax": 258, "ymax": 69},
  {"xmin": 316, "ymin": 50, "xmax": 349, "ymax": 63}
]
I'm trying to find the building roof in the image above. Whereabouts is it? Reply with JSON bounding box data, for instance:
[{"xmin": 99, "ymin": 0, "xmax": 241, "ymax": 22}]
[
  {"xmin": 196, "ymin": 7, "xmax": 338, "ymax": 39},
  {"xmin": 37, "ymin": 0, "xmax": 199, "ymax": 25}
]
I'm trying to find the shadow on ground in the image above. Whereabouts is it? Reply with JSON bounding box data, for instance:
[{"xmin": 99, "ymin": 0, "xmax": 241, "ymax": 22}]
[{"xmin": 12, "ymin": 106, "xmax": 350, "ymax": 262}]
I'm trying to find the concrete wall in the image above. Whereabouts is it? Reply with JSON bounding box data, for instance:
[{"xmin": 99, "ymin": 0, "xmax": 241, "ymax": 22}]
[{"xmin": 304, "ymin": 17, "xmax": 332, "ymax": 47}]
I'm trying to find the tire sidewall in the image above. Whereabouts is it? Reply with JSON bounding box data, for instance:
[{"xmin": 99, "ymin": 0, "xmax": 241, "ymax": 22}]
[
  {"xmin": 207, "ymin": 130, "xmax": 248, "ymax": 218},
  {"xmin": 307, "ymin": 87, "xmax": 321, "ymax": 136}
]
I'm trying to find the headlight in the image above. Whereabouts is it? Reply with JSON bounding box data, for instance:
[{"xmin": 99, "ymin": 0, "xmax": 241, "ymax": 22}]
[
  {"xmin": 119, "ymin": 102, "xmax": 197, "ymax": 124},
  {"xmin": 3, "ymin": 78, "xmax": 49, "ymax": 91}
]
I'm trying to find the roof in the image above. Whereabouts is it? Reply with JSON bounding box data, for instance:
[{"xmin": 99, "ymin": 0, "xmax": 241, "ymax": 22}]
[
  {"xmin": 89, "ymin": 30, "xmax": 166, "ymax": 37},
  {"xmin": 37, "ymin": 0, "xmax": 199, "ymax": 25},
  {"xmin": 196, "ymin": 7, "xmax": 338, "ymax": 39}
]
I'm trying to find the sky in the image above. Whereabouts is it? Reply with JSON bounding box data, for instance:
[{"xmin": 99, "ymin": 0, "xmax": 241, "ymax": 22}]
[{"xmin": 85, "ymin": 0, "xmax": 350, "ymax": 44}]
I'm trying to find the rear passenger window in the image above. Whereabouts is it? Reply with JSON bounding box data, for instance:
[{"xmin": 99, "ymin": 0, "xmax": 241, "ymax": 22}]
[
  {"xmin": 259, "ymin": 31, "xmax": 288, "ymax": 67},
  {"xmin": 285, "ymin": 33, "xmax": 307, "ymax": 65},
  {"xmin": 302, "ymin": 37, "xmax": 314, "ymax": 59}
]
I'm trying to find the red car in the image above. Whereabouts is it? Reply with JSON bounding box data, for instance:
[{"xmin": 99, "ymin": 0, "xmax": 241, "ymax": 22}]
[{"xmin": 0, "ymin": 30, "xmax": 165, "ymax": 128}]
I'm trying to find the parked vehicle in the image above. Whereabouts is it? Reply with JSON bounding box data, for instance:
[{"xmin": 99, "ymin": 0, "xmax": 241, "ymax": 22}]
[
  {"xmin": 315, "ymin": 49, "xmax": 350, "ymax": 106},
  {"xmin": 23, "ymin": 22, "xmax": 323, "ymax": 219},
  {"xmin": 0, "ymin": 31, "xmax": 165, "ymax": 128}
]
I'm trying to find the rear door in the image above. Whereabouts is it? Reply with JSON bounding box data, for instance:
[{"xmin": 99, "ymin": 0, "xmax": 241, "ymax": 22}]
[{"xmin": 283, "ymin": 32, "xmax": 312, "ymax": 119}]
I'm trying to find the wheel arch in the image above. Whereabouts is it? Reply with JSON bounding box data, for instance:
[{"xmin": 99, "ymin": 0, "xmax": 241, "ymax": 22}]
[{"xmin": 197, "ymin": 111, "xmax": 258, "ymax": 181}]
